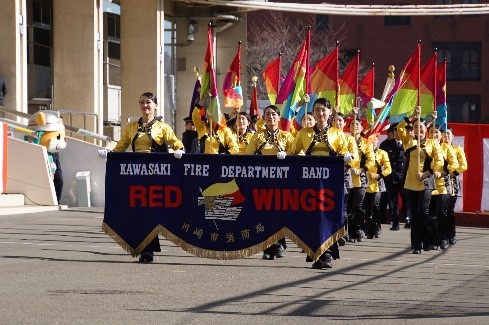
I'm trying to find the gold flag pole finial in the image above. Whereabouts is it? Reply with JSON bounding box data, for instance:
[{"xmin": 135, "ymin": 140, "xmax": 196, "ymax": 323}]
[{"xmin": 194, "ymin": 67, "xmax": 201, "ymax": 80}]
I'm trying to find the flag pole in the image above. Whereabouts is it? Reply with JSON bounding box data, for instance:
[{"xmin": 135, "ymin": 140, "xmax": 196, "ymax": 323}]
[
  {"xmin": 433, "ymin": 48, "xmax": 438, "ymax": 128},
  {"xmin": 416, "ymin": 40, "xmax": 421, "ymax": 172},
  {"xmin": 335, "ymin": 41, "xmax": 339, "ymax": 107}
]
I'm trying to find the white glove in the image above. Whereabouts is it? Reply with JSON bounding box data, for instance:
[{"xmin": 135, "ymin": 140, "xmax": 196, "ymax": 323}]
[
  {"xmin": 98, "ymin": 149, "xmax": 110, "ymax": 159},
  {"xmin": 173, "ymin": 149, "xmax": 185, "ymax": 159},
  {"xmin": 343, "ymin": 152, "xmax": 353, "ymax": 163},
  {"xmin": 277, "ymin": 151, "xmax": 286, "ymax": 160}
]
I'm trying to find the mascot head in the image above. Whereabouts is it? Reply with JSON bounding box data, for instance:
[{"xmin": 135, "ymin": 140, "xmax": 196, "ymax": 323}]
[{"xmin": 28, "ymin": 110, "xmax": 67, "ymax": 153}]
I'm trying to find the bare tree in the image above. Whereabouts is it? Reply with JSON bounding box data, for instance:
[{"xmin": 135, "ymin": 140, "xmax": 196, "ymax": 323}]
[{"xmin": 247, "ymin": 11, "xmax": 362, "ymax": 100}]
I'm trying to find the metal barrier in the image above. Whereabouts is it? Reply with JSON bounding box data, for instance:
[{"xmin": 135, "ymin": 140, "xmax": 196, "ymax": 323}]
[{"xmin": 0, "ymin": 106, "xmax": 112, "ymax": 145}]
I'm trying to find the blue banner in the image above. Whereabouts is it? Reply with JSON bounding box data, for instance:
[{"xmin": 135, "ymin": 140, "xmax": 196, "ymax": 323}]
[{"xmin": 103, "ymin": 153, "xmax": 345, "ymax": 260}]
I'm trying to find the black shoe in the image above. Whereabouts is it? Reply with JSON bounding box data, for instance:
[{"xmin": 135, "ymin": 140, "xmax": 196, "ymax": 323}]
[
  {"xmin": 431, "ymin": 245, "xmax": 439, "ymax": 251},
  {"xmin": 412, "ymin": 249, "xmax": 421, "ymax": 254},
  {"xmin": 440, "ymin": 240, "xmax": 449, "ymax": 249},
  {"xmin": 449, "ymin": 237, "xmax": 457, "ymax": 245},
  {"xmin": 311, "ymin": 260, "xmax": 324, "ymax": 269},
  {"xmin": 366, "ymin": 234, "xmax": 374, "ymax": 239},
  {"xmin": 374, "ymin": 230, "xmax": 381, "ymax": 238},
  {"xmin": 423, "ymin": 245, "xmax": 431, "ymax": 252},
  {"xmin": 390, "ymin": 225, "xmax": 400, "ymax": 231},
  {"xmin": 139, "ymin": 251, "xmax": 154, "ymax": 263},
  {"xmin": 322, "ymin": 253, "xmax": 333, "ymax": 268},
  {"xmin": 338, "ymin": 237, "xmax": 347, "ymax": 246},
  {"xmin": 306, "ymin": 255, "xmax": 313, "ymax": 262},
  {"xmin": 274, "ymin": 245, "xmax": 285, "ymax": 258},
  {"xmin": 404, "ymin": 223, "xmax": 411, "ymax": 229},
  {"xmin": 262, "ymin": 253, "xmax": 274, "ymax": 260}
]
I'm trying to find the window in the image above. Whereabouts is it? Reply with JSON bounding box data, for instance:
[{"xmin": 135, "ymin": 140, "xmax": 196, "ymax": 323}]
[
  {"xmin": 447, "ymin": 95, "xmax": 480, "ymax": 123},
  {"xmin": 315, "ymin": 15, "xmax": 329, "ymax": 31},
  {"xmin": 384, "ymin": 16, "xmax": 410, "ymax": 26},
  {"xmin": 163, "ymin": 19, "xmax": 177, "ymax": 128},
  {"xmin": 436, "ymin": 0, "xmax": 452, "ymax": 4},
  {"xmin": 461, "ymin": 0, "xmax": 478, "ymax": 4},
  {"xmin": 434, "ymin": 42, "xmax": 481, "ymax": 80}
]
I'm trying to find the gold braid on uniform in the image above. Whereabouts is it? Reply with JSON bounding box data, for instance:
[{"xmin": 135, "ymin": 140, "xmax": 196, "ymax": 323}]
[
  {"xmin": 238, "ymin": 131, "xmax": 250, "ymax": 145},
  {"xmin": 265, "ymin": 128, "xmax": 284, "ymax": 152}
]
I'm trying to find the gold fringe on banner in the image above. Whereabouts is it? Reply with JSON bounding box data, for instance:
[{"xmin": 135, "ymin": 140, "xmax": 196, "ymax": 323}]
[{"xmin": 102, "ymin": 222, "xmax": 346, "ymax": 260}]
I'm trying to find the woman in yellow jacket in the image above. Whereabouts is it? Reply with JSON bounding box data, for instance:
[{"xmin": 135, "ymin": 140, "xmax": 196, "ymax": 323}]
[
  {"xmin": 192, "ymin": 93, "xmax": 239, "ymax": 155},
  {"xmin": 364, "ymin": 134, "xmax": 392, "ymax": 239},
  {"xmin": 108, "ymin": 92, "xmax": 185, "ymax": 263},
  {"xmin": 347, "ymin": 118, "xmax": 376, "ymax": 243},
  {"xmin": 397, "ymin": 107, "xmax": 444, "ymax": 254},
  {"xmin": 287, "ymin": 99, "xmax": 354, "ymax": 269},
  {"xmin": 246, "ymin": 105, "xmax": 295, "ymax": 260},
  {"xmin": 232, "ymin": 112, "xmax": 254, "ymax": 154},
  {"xmin": 443, "ymin": 127, "xmax": 467, "ymax": 246},
  {"xmin": 427, "ymin": 124, "xmax": 459, "ymax": 250}
]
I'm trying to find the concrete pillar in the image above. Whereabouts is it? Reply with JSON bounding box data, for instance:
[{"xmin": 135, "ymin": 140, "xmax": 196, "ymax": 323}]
[
  {"xmin": 0, "ymin": 0, "xmax": 28, "ymax": 121},
  {"xmin": 119, "ymin": 0, "xmax": 164, "ymax": 129},
  {"xmin": 52, "ymin": 0, "xmax": 103, "ymax": 139}
]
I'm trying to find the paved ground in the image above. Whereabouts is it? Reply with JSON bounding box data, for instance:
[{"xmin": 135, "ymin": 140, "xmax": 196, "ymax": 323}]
[{"xmin": 1, "ymin": 208, "xmax": 488, "ymax": 324}]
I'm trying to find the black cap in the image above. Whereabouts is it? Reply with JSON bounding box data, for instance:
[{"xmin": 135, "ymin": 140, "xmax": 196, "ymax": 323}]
[
  {"xmin": 388, "ymin": 122, "xmax": 398, "ymax": 133},
  {"xmin": 183, "ymin": 116, "xmax": 193, "ymax": 123}
]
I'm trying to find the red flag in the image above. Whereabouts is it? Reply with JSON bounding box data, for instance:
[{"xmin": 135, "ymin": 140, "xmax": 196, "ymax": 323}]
[
  {"xmin": 359, "ymin": 63, "xmax": 375, "ymax": 108},
  {"xmin": 338, "ymin": 51, "xmax": 359, "ymax": 115},
  {"xmin": 262, "ymin": 53, "xmax": 281, "ymax": 105}
]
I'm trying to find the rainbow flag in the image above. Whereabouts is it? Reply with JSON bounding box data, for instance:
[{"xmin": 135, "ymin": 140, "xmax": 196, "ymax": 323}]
[
  {"xmin": 276, "ymin": 28, "xmax": 310, "ymax": 131},
  {"xmin": 223, "ymin": 42, "xmax": 243, "ymax": 108},
  {"xmin": 419, "ymin": 52, "xmax": 437, "ymax": 120},
  {"xmin": 309, "ymin": 45, "xmax": 339, "ymax": 109},
  {"xmin": 188, "ymin": 77, "xmax": 202, "ymax": 117},
  {"xmin": 374, "ymin": 43, "xmax": 420, "ymax": 129},
  {"xmin": 262, "ymin": 54, "xmax": 281, "ymax": 105},
  {"xmin": 200, "ymin": 25, "xmax": 226, "ymax": 128},
  {"xmin": 436, "ymin": 60, "xmax": 448, "ymax": 132},
  {"xmin": 338, "ymin": 52, "xmax": 359, "ymax": 115}
]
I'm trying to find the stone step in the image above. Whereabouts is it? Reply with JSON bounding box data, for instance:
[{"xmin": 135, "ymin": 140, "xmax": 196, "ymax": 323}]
[{"xmin": 0, "ymin": 193, "xmax": 25, "ymax": 207}]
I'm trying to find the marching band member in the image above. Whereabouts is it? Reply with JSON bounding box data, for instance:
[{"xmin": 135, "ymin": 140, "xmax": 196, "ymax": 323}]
[
  {"xmin": 331, "ymin": 112, "xmax": 359, "ymax": 245},
  {"xmin": 347, "ymin": 114, "xmax": 376, "ymax": 243},
  {"xmin": 246, "ymin": 104, "xmax": 295, "ymax": 260},
  {"xmin": 192, "ymin": 92, "xmax": 239, "ymax": 154},
  {"xmin": 443, "ymin": 127, "xmax": 467, "ymax": 246},
  {"xmin": 232, "ymin": 111, "xmax": 254, "ymax": 154},
  {"xmin": 106, "ymin": 92, "xmax": 185, "ymax": 263},
  {"xmin": 397, "ymin": 107, "xmax": 444, "ymax": 254},
  {"xmin": 288, "ymin": 98, "xmax": 354, "ymax": 269},
  {"xmin": 364, "ymin": 134, "xmax": 392, "ymax": 239}
]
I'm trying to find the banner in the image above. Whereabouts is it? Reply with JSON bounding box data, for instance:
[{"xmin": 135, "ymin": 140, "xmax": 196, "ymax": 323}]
[{"xmin": 103, "ymin": 153, "xmax": 345, "ymax": 260}]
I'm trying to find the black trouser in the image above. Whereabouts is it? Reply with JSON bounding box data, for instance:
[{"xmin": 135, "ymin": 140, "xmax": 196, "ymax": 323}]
[
  {"xmin": 347, "ymin": 187, "xmax": 366, "ymax": 238},
  {"xmin": 52, "ymin": 152, "xmax": 63, "ymax": 203},
  {"xmin": 364, "ymin": 191, "xmax": 381, "ymax": 236},
  {"xmin": 406, "ymin": 189, "xmax": 432, "ymax": 250},
  {"xmin": 142, "ymin": 237, "xmax": 161, "ymax": 253},
  {"xmin": 447, "ymin": 195, "xmax": 458, "ymax": 239},
  {"xmin": 429, "ymin": 193, "xmax": 449, "ymax": 244}
]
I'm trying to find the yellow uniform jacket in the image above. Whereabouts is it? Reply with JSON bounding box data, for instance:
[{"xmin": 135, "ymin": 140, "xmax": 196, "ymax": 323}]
[
  {"xmin": 233, "ymin": 130, "xmax": 254, "ymax": 154},
  {"xmin": 397, "ymin": 119, "xmax": 444, "ymax": 191},
  {"xmin": 366, "ymin": 148, "xmax": 392, "ymax": 193},
  {"xmin": 113, "ymin": 119, "xmax": 183, "ymax": 153},
  {"xmin": 349, "ymin": 136, "xmax": 376, "ymax": 188},
  {"xmin": 432, "ymin": 142, "xmax": 459, "ymax": 195},
  {"xmin": 245, "ymin": 128, "xmax": 294, "ymax": 155},
  {"xmin": 287, "ymin": 125, "xmax": 349, "ymax": 156},
  {"xmin": 192, "ymin": 108, "xmax": 239, "ymax": 154},
  {"xmin": 450, "ymin": 144, "xmax": 468, "ymax": 197}
]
